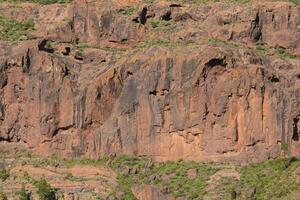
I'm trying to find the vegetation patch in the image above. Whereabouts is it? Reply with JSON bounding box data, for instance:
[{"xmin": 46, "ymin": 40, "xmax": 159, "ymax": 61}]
[
  {"xmin": 107, "ymin": 156, "xmax": 300, "ymax": 199},
  {"xmin": 203, "ymin": 37, "xmax": 240, "ymax": 48},
  {"xmin": 255, "ymin": 42, "xmax": 268, "ymax": 55},
  {"xmin": 0, "ymin": 192, "xmax": 7, "ymax": 200},
  {"xmin": 214, "ymin": 176, "xmax": 240, "ymax": 200},
  {"xmin": 147, "ymin": 161, "xmax": 220, "ymax": 199},
  {"xmin": 64, "ymin": 172, "xmax": 87, "ymax": 182},
  {"xmin": 73, "ymin": 43, "xmax": 126, "ymax": 53},
  {"xmin": 119, "ymin": 6, "xmax": 138, "ymax": 16},
  {"xmin": 166, "ymin": 0, "xmax": 250, "ymax": 5},
  {"xmin": 275, "ymin": 46, "xmax": 300, "ymax": 59},
  {"xmin": 17, "ymin": 185, "xmax": 30, "ymax": 200},
  {"xmin": 135, "ymin": 38, "xmax": 195, "ymax": 49},
  {"xmin": 134, "ymin": 38, "xmax": 172, "ymax": 48},
  {"xmin": 288, "ymin": 0, "xmax": 300, "ymax": 5},
  {"xmin": 150, "ymin": 19, "xmax": 173, "ymax": 29},
  {"xmin": 255, "ymin": 42, "xmax": 300, "ymax": 60},
  {"xmin": 0, "ymin": 168, "xmax": 9, "ymax": 182},
  {"xmin": 143, "ymin": 0, "xmax": 154, "ymax": 3},
  {"xmin": 32, "ymin": 178, "xmax": 57, "ymax": 200},
  {"xmin": 108, "ymin": 155, "xmax": 221, "ymax": 199},
  {"xmin": 0, "ymin": 16, "xmax": 34, "ymax": 42},
  {"xmin": 0, "ymin": 0, "xmax": 71, "ymax": 4},
  {"xmin": 238, "ymin": 158, "xmax": 300, "ymax": 199},
  {"xmin": 2, "ymin": 150, "xmax": 300, "ymax": 200},
  {"xmin": 211, "ymin": 158, "xmax": 300, "ymax": 200},
  {"xmin": 27, "ymin": 155, "xmax": 109, "ymax": 168}
]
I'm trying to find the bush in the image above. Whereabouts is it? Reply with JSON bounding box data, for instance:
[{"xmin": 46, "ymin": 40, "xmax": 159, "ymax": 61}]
[
  {"xmin": 275, "ymin": 46, "xmax": 300, "ymax": 59},
  {"xmin": 33, "ymin": 178, "xmax": 56, "ymax": 200},
  {"xmin": 150, "ymin": 19, "xmax": 172, "ymax": 29},
  {"xmin": 0, "ymin": 169, "xmax": 9, "ymax": 181},
  {"xmin": 290, "ymin": 0, "xmax": 300, "ymax": 5},
  {"xmin": 238, "ymin": 158, "xmax": 300, "ymax": 199},
  {"xmin": 64, "ymin": 172, "xmax": 86, "ymax": 182},
  {"xmin": 108, "ymin": 155, "xmax": 220, "ymax": 199},
  {"xmin": 143, "ymin": 0, "xmax": 154, "ymax": 3},
  {"xmin": 0, "ymin": 192, "xmax": 7, "ymax": 200},
  {"xmin": 255, "ymin": 43, "xmax": 267, "ymax": 55},
  {"xmin": 18, "ymin": 185, "xmax": 30, "ymax": 200},
  {"xmin": 0, "ymin": 16, "xmax": 35, "ymax": 42},
  {"xmin": 119, "ymin": 6, "xmax": 138, "ymax": 16}
]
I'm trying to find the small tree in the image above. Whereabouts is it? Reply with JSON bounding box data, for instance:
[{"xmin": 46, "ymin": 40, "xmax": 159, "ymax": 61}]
[
  {"xmin": 0, "ymin": 169, "xmax": 9, "ymax": 181},
  {"xmin": 18, "ymin": 185, "xmax": 30, "ymax": 200},
  {"xmin": 33, "ymin": 178, "xmax": 56, "ymax": 200},
  {"xmin": 0, "ymin": 192, "xmax": 7, "ymax": 200}
]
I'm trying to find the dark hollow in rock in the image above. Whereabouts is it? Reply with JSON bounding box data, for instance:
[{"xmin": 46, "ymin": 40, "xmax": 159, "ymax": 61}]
[
  {"xmin": 293, "ymin": 117, "xmax": 299, "ymax": 141},
  {"xmin": 140, "ymin": 7, "xmax": 148, "ymax": 25},
  {"xmin": 169, "ymin": 3, "xmax": 182, "ymax": 7},
  {"xmin": 205, "ymin": 57, "xmax": 227, "ymax": 68},
  {"xmin": 250, "ymin": 13, "xmax": 262, "ymax": 42},
  {"xmin": 38, "ymin": 39, "xmax": 55, "ymax": 53},
  {"xmin": 62, "ymin": 47, "xmax": 71, "ymax": 56},
  {"xmin": 74, "ymin": 51, "xmax": 84, "ymax": 60},
  {"xmin": 161, "ymin": 10, "xmax": 172, "ymax": 21},
  {"xmin": 269, "ymin": 75, "xmax": 280, "ymax": 83}
]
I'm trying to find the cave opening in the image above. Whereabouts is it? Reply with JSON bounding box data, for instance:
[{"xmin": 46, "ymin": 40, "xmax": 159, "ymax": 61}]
[{"xmin": 292, "ymin": 117, "xmax": 299, "ymax": 141}]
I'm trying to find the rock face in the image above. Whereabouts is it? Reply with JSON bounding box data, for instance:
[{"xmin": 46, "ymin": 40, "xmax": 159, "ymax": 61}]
[
  {"xmin": 132, "ymin": 185, "xmax": 175, "ymax": 200},
  {"xmin": 0, "ymin": 0, "xmax": 300, "ymax": 163}
]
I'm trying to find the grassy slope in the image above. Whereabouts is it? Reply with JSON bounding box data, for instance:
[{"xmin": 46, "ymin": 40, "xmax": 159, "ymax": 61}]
[
  {"xmin": 2, "ymin": 152, "xmax": 298, "ymax": 200},
  {"xmin": 0, "ymin": 16, "xmax": 34, "ymax": 42}
]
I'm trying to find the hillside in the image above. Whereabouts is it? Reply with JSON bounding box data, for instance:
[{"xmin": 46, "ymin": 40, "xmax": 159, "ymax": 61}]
[{"xmin": 0, "ymin": 0, "xmax": 300, "ymax": 199}]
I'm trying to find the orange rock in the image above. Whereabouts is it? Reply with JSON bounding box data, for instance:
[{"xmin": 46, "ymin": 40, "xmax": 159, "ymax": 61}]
[
  {"xmin": 131, "ymin": 185, "xmax": 175, "ymax": 200},
  {"xmin": 0, "ymin": 0, "xmax": 299, "ymax": 163}
]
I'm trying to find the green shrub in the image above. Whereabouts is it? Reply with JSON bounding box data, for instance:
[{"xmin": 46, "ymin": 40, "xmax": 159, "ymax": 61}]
[
  {"xmin": 18, "ymin": 185, "xmax": 30, "ymax": 200},
  {"xmin": 33, "ymin": 178, "xmax": 56, "ymax": 200},
  {"xmin": 0, "ymin": 16, "xmax": 34, "ymax": 42},
  {"xmin": 289, "ymin": 0, "xmax": 300, "ymax": 5},
  {"xmin": 45, "ymin": 40, "xmax": 53, "ymax": 49},
  {"xmin": 64, "ymin": 172, "xmax": 86, "ymax": 182},
  {"xmin": 0, "ymin": 169, "xmax": 9, "ymax": 181},
  {"xmin": 255, "ymin": 43, "xmax": 267, "ymax": 55},
  {"xmin": 275, "ymin": 46, "xmax": 300, "ymax": 59},
  {"xmin": 119, "ymin": 6, "xmax": 138, "ymax": 16},
  {"xmin": 204, "ymin": 37, "xmax": 239, "ymax": 48},
  {"xmin": 96, "ymin": 195, "xmax": 103, "ymax": 200},
  {"xmin": 109, "ymin": 155, "xmax": 220, "ymax": 199},
  {"xmin": 150, "ymin": 19, "xmax": 172, "ymax": 29},
  {"xmin": 134, "ymin": 38, "xmax": 195, "ymax": 49},
  {"xmin": 0, "ymin": 192, "xmax": 7, "ymax": 200},
  {"xmin": 238, "ymin": 158, "xmax": 300, "ymax": 199},
  {"xmin": 282, "ymin": 142, "xmax": 289, "ymax": 152},
  {"xmin": 134, "ymin": 38, "xmax": 171, "ymax": 48},
  {"xmin": 254, "ymin": 43, "xmax": 300, "ymax": 60},
  {"xmin": 64, "ymin": 156, "xmax": 108, "ymax": 167},
  {"xmin": 143, "ymin": 0, "xmax": 154, "ymax": 3}
]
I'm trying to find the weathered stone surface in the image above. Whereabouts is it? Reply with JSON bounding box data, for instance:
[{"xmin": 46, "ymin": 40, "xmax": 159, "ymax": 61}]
[
  {"xmin": 0, "ymin": 40, "xmax": 298, "ymax": 163},
  {"xmin": 132, "ymin": 185, "xmax": 175, "ymax": 200},
  {"xmin": 0, "ymin": 0, "xmax": 299, "ymax": 163},
  {"xmin": 187, "ymin": 168, "xmax": 197, "ymax": 179}
]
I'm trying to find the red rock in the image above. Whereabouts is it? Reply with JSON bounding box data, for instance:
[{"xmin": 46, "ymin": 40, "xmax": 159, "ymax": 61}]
[
  {"xmin": 0, "ymin": 0, "xmax": 299, "ymax": 164},
  {"xmin": 187, "ymin": 169, "xmax": 197, "ymax": 179},
  {"xmin": 131, "ymin": 185, "xmax": 175, "ymax": 200}
]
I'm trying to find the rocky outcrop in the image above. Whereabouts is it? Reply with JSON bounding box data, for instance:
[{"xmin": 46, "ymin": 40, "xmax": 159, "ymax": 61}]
[
  {"xmin": 0, "ymin": 0, "xmax": 300, "ymax": 163},
  {"xmin": 132, "ymin": 185, "xmax": 176, "ymax": 200}
]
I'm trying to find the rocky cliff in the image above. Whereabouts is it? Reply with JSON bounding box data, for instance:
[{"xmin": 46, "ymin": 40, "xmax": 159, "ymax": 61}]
[{"xmin": 0, "ymin": 0, "xmax": 300, "ymax": 163}]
